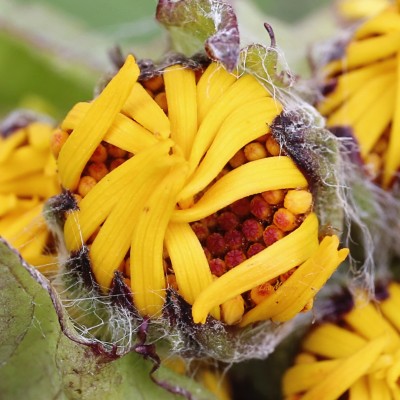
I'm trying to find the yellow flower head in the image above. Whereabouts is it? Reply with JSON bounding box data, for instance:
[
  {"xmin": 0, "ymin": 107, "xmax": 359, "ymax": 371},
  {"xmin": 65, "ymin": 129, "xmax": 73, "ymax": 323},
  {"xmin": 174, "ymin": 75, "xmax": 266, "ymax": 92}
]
[
  {"xmin": 317, "ymin": 2, "xmax": 400, "ymax": 187},
  {"xmin": 53, "ymin": 54, "xmax": 348, "ymax": 327},
  {"xmin": 283, "ymin": 282, "xmax": 400, "ymax": 400},
  {"xmin": 0, "ymin": 113, "xmax": 59, "ymax": 271}
]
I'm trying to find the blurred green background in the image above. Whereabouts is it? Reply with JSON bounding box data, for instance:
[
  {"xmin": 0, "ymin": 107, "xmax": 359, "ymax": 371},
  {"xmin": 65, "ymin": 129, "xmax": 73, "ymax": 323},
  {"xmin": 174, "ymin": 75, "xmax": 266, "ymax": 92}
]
[{"xmin": 0, "ymin": 0, "xmax": 333, "ymax": 120}]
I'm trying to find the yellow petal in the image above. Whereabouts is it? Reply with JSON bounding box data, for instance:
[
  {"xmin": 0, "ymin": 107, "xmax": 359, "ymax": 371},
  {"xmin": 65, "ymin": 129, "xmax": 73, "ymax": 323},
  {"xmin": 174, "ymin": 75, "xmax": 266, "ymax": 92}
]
[
  {"xmin": 344, "ymin": 297, "xmax": 400, "ymax": 352},
  {"xmin": 188, "ymin": 73, "xmax": 270, "ymax": 173},
  {"xmin": 367, "ymin": 373, "xmax": 392, "ymax": 400},
  {"xmin": 191, "ymin": 212, "xmax": 319, "ymax": 324},
  {"xmin": 0, "ymin": 194, "xmax": 17, "ymax": 216},
  {"xmin": 0, "ymin": 146, "xmax": 48, "ymax": 183},
  {"xmin": 381, "ymin": 282, "xmax": 400, "ymax": 331},
  {"xmin": 302, "ymin": 323, "xmax": 367, "ymax": 359},
  {"xmin": 179, "ymin": 96, "xmax": 282, "ymax": 203},
  {"xmin": 86, "ymin": 144, "xmax": 177, "ymax": 289},
  {"xmin": 0, "ymin": 128, "xmax": 26, "ymax": 163},
  {"xmin": 301, "ymin": 335, "xmax": 386, "ymax": 400},
  {"xmin": 64, "ymin": 140, "xmax": 174, "ymax": 251},
  {"xmin": 282, "ymin": 360, "xmax": 340, "ymax": 396},
  {"xmin": 239, "ymin": 236, "xmax": 348, "ymax": 326},
  {"xmin": 0, "ymin": 173, "xmax": 59, "ymax": 198},
  {"xmin": 0, "ymin": 203, "xmax": 43, "ymax": 241},
  {"xmin": 61, "ymin": 102, "xmax": 158, "ymax": 154},
  {"xmin": 324, "ymin": 31, "xmax": 400, "ymax": 76},
  {"xmin": 58, "ymin": 55, "xmax": 140, "ymax": 190},
  {"xmin": 131, "ymin": 162, "xmax": 188, "ymax": 317},
  {"xmin": 121, "ymin": 81, "xmax": 170, "ymax": 139},
  {"xmin": 165, "ymin": 222, "xmax": 219, "ymax": 319},
  {"xmin": 348, "ymin": 377, "xmax": 370, "ymax": 400},
  {"xmin": 196, "ymin": 62, "xmax": 237, "ymax": 123},
  {"xmin": 172, "ymin": 156, "xmax": 307, "ymax": 223},
  {"xmin": 383, "ymin": 51, "xmax": 400, "ymax": 187},
  {"xmin": 355, "ymin": 9, "xmax": 400, "ymax": 39},
  {"xmin": 27, "ymin": 121, "xmax": 53, "ymax": 151},
  {"xmin": 353, "ymin": 81, "xmax": 395, "ymax": 157},
  {"xmin": 318, "ymin": 58, "xmax": 395, "ymax": 116},
  {"xmin": 164, "ymin": 65, "xmax": 198, "ymax": 159},
  {"xmin": 327, "ymin": 72, "xmax": 395, "ymax": 127}
]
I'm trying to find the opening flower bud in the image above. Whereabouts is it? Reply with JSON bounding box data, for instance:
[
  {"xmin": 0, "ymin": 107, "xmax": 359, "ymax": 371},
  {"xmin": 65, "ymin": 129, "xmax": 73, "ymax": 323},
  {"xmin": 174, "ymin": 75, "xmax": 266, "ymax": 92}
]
[{"xmin": 52, "ymin": 53, "xmax": 348, "ymax": 332}]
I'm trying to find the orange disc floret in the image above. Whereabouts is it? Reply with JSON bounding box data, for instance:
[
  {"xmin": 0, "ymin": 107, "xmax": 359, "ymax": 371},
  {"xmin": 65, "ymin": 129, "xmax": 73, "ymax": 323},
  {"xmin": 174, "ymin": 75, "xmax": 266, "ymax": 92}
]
[{"xmin": 54, "ymin": 55, "xmax": 348, "ymax": 325}]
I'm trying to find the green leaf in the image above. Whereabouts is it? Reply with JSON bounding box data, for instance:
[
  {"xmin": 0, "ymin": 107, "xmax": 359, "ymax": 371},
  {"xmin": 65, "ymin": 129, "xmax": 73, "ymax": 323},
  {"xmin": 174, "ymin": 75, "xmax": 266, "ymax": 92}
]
[
  {"xmin": 0, "ymin": 239, "xmax": 218, "ymax": 400},
  {"xmin": 156, "ymin": 0, "xmax": 240, "ymax": 71}
]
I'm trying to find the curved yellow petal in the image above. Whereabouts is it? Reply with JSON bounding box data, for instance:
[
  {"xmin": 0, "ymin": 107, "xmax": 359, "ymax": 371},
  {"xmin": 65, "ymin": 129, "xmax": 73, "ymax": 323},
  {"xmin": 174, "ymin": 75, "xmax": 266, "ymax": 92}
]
[
  {"xmin": 172, "ymin": 156, "xmax": 307, "ymax": 223},
  {"xmin": 327, "ymin": 72, "xmax": 394, "ymax": 127},
  {"xmin": 86, "ymin": 145, "xmax": 177, "ymax": 289},
  {"xmin": 121, "ymin": 81, "xmax": 170, "ymax": 139},
  {"xmin": 302, "ymin": 323, "xmax": 367, "ymax": 359},
  {"xmin": 318, "ymin": 58, "xmax": 395, "ymax": 116},
  {"xmin": 64, "ymin": 140, "xmax": 173, "ymax": 252},
  {"xmin": 164, "ymin": 65, "xmax": 197, "ymax": 159},
  {"xmin": 192, "ymin": 213, "xmax": 319, "ymax": 324},
  {"xmin": 301, "ymin": 335, "xmax": 386, "ymax": 400},
  {"xmin": 0, "ymin": 128, "xmax": 26, "ymax": 162},
  {"xmin": 282, "ymin": 360, "xmax": 340, "ymax": 396},
  {"xmin": 239, "ymin": 236, "xmax": 348, "ymax": 326},
  {"xmin": 354, "ymin": 82, "xmax": 395, "ymax": 157},
  {"xmin": 384, "ymin": 51, "xmax": 400, "ymax": 187},
  {"xmin": 61, "ymin": 102, "xmax": 158, "ymax": 153},
  {"xmin": 131, "ymin": 163, "xmax": 188, "ymax": 317},
  {"xmin": 196, "ymin": 62, "xmax": 237, "ymax": 123},
  {"xmin": 0, "ymin": 146, "xmax": 48, "ymax": 183},
  {"xmin": 58, "ymin": 55, "xmax": 140, "ymax": 190},
  {"xmin": 179, "ymin": 97, "xmax": 281, "ymax": 203},
  {"xmin": 165, "ymin": 222, "xmax": 219, "ymax": 319},
  {"xmin": 344, "ymin": 297, "xmax": 400, "ymax": 352},
  {"xmin": 188, "ymin": 73, "xmax": 270, "ymax": 173},
  {"xmin": 0, "ymin": 173, "xmax": 59, "ymax": 198},
  {"xmin": 355, "ymin": 9, "xmax": 400, "ymax": 39}
]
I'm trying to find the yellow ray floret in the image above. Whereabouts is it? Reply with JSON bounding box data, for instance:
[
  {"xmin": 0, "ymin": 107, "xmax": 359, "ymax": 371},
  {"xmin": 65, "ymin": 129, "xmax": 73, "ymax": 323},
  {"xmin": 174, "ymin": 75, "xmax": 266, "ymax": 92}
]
[
  {"xmin": 88, "ymin": 142, "xmax": 177, "ymax": 289},
  {"xmin": 0, "ymin": 128, "xmax": 26, "ymax": 162},
  {"xmin": 180, "ymin": 96, "xmax": 281, "ymax": 202},
  {"xmin": 318, "ymin": 57, "xmax": 395, "ymax": 116},
  {"xmin": 302, "ymin": 323, "xmax": 367, "ymax": 359},
  {"xmin": 188, "ymin": 73, "xmax": 270, "ymax": 173},
  {"xmin": 354, "ymin": 8, "xmax": 400, "ymax": 39},
  {"xmin": 165, "ymin": 222, "xmax": 219, "ymax": 319},
  {"xmin": 239, "ymin": 235, "xmax": 349, "ymax": 326},
  {"xmin": 343, "ymin": 295, "xmax": 400, "ymax": 352},
  {"xmin": 353, "ymin": 82, "xmax": 395, "ymax": 157},
  {"xmin": 191, "ymin": 213, "xmax": 319, "ymax": 324},
  {"xmin": 164, "ymin": 65, "xmax": 198, "ymax": 159},
  {"xmin": 64, "ymin": 140, "xmax": 174, "ymax": 252},
  {"xmin": 172, "ymin": 156, "xmax": 307, "ymax": 223},
  {"xmin": 61, "ymin": 102, "xmax": 158, "ymax": 154},
  {"xmin": 130, "ymin": 162, "xmax": 188, "ymax": 317},
  {"xmin": 324, "ymin": 31, "xmax": 400, "ymax": 77},
  {"xmin": 283, "ymin": 281, "xmax": 400, "ymax": 398},
  {"xmin": 58, "ymin": 55, "xmax": 140, "ymax": 190},
  {"xmin": 196, "ymin": 62, "xmax": 237, "ymax": 123},
  {"xmin": 300, "ymin": 335, "xmax": 387, "ymax": 400},
  {"xmin": 327, "ymin": 72, "xmax": 394, "ymax": 128},
  {"xmin": 121, "ymin": 80, "xmax": 170, "ymax": 139},
  {"xmin": 383, "ymin": 51, "xmax": 400, "ymax": 187},
  {"xmin": 282, "ymin": 359, "xmax": 340, "ymax": 396}
]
